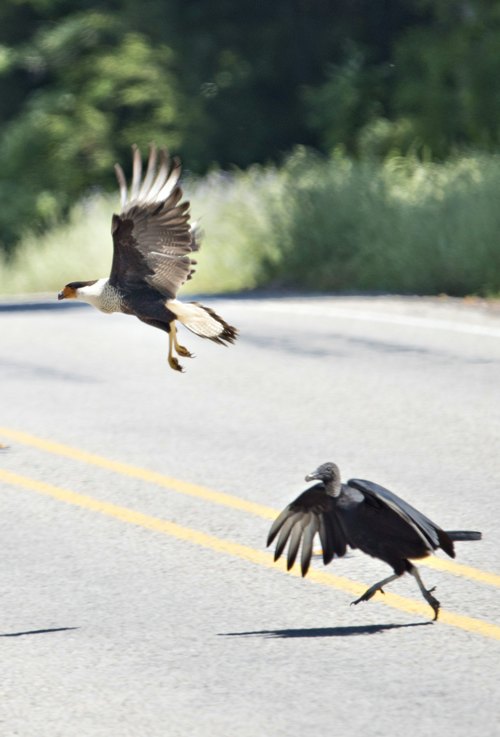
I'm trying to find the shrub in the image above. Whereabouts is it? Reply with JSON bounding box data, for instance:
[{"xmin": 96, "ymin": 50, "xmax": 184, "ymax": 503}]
[{"xmin": 1, "ymin": 149, "xmax": 500, "ymax": 297}]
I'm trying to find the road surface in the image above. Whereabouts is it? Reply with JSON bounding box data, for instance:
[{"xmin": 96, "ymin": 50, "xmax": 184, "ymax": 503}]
[{"xmin": 0, "ymin": 294, "xmax": 499, "ymax": 736}]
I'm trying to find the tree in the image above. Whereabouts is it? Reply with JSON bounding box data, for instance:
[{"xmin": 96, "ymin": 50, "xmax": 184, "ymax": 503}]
[{"xmin": 0, "ymin": 9, "xmax": 183, "ymax": 250}]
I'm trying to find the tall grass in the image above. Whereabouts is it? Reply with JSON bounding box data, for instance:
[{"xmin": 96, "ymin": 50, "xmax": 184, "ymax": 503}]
[
  {"xmin": 0, "ymin": 197, "xmax": 115, "ymax": 295},
  {"xmin": 0, "ymin": 167, "xmax": 281, "ymax": 296},
  {"xmin": 261, "ymin": 148, "xmax": 500, "ymax": 296},
  {"xmin": 1, "ymin": 149, "xmax": 500, "ymax": 297}
]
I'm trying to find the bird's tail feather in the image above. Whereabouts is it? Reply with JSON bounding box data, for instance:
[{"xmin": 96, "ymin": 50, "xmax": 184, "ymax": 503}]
[
  {"xmin": 445, "ymin": 530, "xmax": 482, "ymax": 541},
  {"xmin": 166, "ymin": 299, "xmax": 237, "ymax": 345}
]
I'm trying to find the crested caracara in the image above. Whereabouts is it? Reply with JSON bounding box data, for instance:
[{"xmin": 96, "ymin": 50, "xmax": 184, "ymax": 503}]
[
  {"xmin": 58, "ymin": 145, "xmax": 237, "ymax": 371},
  {"xmin": 267, "ymin": 462, "xmax": 482, "ymax": 620}
]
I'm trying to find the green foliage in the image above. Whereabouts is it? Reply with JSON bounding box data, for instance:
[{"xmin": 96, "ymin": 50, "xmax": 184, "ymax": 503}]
[
  {"xmin": 187, "ymin": 167, "xmax": 283, "ymax": 293},
  {"xmin": 392, "ymin": 2, "xmax": 500, "ymax": 157},
  {"xmin": 2, "ymin": 0, "xmax": 500, "ymax": 278},
  {"xmin": 260, "ymin": 149, "xmax": 500, "ymax": 296},
  {"xmin": 303, "ymin": 47, "xmax": 385, "ymax": 154},
  {"xmin": 0, "ymin": 10, "xmax": 182, "ymax": 250},
  {"xmin": 2, "ymin": 150, "xmax": 500, "ymax": 298},
  {"xmin": 0, "ymin": 197, "xmax": 114, "ymax": 294}
]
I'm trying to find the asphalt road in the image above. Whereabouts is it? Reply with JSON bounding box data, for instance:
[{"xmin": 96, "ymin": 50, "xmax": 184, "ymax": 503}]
[{"xmin": 0, "ymin": 294, "xmax": 499, "ymax": 737}]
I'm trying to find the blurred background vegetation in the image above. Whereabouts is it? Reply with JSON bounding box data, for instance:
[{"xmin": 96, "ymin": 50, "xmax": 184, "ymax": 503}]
[{"xmin": 1, "ymin": 0, "xmax": 500, "ymax": 295}]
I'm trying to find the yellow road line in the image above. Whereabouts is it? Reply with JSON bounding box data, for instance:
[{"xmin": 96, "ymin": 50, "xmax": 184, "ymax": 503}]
[
  {"xmin": 0, "ymin": 427, "xmax": 276, "ymax": 519},
  {"xmin": 420, "ymin": 556, "xmax": 500, "ymax": 586},
  {"xmin": 1, "ymin": 426, "xmax": 497, "ymax": 588},
  {"xmin": 1, "ymin": 467, "xmax": 500, "ymax": 641}
]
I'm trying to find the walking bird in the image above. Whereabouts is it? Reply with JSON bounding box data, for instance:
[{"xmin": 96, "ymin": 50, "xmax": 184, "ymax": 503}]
[
  {"xmin": 58, "ymin": 145, "xmax": 237, "ymax": 371},
  {"xmin": 267, "ymin": 462, "xmax": 482, "ymax": 620}
]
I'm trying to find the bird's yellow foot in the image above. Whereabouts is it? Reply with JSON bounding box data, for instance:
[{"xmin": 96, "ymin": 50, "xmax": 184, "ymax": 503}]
[
  {"xmin": 168, "ymin": 355, "xmax": 184, "ymax": 372},
  {"xmin": 175, "ymin": 344, "xmax": 194, "ymax": 358}
]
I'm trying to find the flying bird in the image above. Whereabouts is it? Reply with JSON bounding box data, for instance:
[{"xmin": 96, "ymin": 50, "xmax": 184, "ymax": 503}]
[
  {"xmin": 58, "ymin": 145, "xmax": 237, "ymax": 371},
  {"xmin": 267, "ymin": 462, "xmax": 482, "ymax": 620}
]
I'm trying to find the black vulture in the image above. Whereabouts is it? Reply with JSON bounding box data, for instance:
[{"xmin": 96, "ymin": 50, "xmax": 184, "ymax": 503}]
[{"xmin": 267, "ymin": 462, "xmax": 482, "ymax": 620}]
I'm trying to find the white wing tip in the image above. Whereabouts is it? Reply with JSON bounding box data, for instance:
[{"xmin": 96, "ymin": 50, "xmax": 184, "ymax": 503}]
[{"xmin": 117, "ymin": 144, "xmax": 183, "ymax": 211}]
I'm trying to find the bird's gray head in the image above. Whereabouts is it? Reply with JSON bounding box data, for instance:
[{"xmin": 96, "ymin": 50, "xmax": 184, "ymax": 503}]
[{"xmin": 305, "ymin": 462, "xmax": 342, "ymax": 493}]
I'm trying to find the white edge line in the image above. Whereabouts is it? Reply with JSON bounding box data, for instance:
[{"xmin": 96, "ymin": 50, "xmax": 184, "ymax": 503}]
[{"xmin": 226, "ymin": 301, "xmax": 500, "ymax": 339}]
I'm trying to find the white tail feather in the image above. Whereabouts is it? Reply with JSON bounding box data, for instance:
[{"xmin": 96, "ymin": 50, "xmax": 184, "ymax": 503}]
[{"xmin": 166, "ymin": 299, "xmax": 224, "ymax": 338}]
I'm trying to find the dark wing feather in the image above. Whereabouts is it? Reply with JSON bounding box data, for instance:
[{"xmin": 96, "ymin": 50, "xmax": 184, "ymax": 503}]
[
  {"xmin": 300, "ymin": 514, "xmax": 319, "ymax": 576},
  {"xmin": 109, "ymin": 145, "xmax": 198, "ymax": 297},
  {"xmin": 287, "ymin": 521, "xmax": 305, "ymax": 571},
  {"xmin": 318, "ymin": 516, "xmax": 334, "ymax": 565},
  {"xmin": 348, "ymin": 478, "xmax": 455, "ymax": 557},
  {"xmin": 273, "ymin": 514, "xmax": 300, "ymax": 561},
  {"xmin": 267, "ymin": 485, "xmax": 348, "ymax": 577}
]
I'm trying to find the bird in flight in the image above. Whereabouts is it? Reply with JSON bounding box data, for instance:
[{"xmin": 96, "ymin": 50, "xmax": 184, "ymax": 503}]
[
  {"xmin": 58, "ymin": 145, "xmax": 237, "ymax": 371},
  {"xmin": 267, "ymin": 461, "xmax": 481, "ymax": 620}
]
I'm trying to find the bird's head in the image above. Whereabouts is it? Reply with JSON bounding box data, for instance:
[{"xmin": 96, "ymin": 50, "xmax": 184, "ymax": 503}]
[
  {"xmin": 58, "ymin": 280, "xmax": 96, "ymax": 301},
  {"xmin": 305, "ymin": 462, "xmax": 342, "ymax": 494}
]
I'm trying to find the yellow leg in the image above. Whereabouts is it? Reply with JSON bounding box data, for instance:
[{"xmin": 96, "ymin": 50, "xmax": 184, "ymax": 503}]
[
  {"xmin": 167, "ymin": 324, "xmax": 184, "ymax": 372},
  {"xmin": 172, "ymin": 322, "xmax": 194, "ymax": 358}
]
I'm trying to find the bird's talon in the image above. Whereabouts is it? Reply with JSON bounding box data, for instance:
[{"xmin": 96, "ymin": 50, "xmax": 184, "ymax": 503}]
[
  {"xmin": 176, "ymin": 345, "xmax": 194, "ymax": 358},
  {"xmin": 430, "ymin": 600, "xmax": 440, "ymax": 621},
  {"xmin": 351, "ymin": 594, "xmax": 368, "ymax": 606},
  {"xmin": 168, "ymin": 357, "xmax": 184, "ymax": 372}
]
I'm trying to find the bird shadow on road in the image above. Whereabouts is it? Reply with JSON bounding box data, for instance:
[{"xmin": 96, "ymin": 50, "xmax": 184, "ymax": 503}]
[
  {"xmin": 0, "ymin": 627, "xmax": 79, "ymax": 638},
  {"xmin": 219, "ymin": 622, "xmax": 433, "ymax": 639}
]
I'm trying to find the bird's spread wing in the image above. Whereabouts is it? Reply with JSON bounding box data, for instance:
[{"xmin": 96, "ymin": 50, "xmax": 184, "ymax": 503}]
[
  {"xmin": 267, "ymin": 485, "xmax": 348, "ymax": 577},
  {"xmin": 109, "ymin": 145, "xmax": 199, "ymax": 297},
  {"xmin": 347, "ymin": 478, "xmax": 454, "ymax": 557}
]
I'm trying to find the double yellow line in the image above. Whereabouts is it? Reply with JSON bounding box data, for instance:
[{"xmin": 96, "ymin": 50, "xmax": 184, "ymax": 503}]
[{"xmin": 1, "ymin": 426, "xmax": 499, "ymax": 640}]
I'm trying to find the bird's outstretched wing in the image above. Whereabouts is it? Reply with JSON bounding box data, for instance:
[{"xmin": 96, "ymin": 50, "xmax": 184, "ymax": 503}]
[
  {"xmin": 267, "ymin": 486, "xmax": 348, "ymax": 577},
  {"xmin": 109, "ymin": 145, "xmax": 199, "ymax": 297},
  {"xmin": 348, "ymin": 478, "xmax": 455, "ymax": 557}
]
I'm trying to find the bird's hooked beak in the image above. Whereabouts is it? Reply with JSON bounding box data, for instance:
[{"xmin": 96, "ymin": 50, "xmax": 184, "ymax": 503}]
[
  {"xmin": 58, "ymin": 286, "xmax": 76, "ymax": 301},
  {"xmin": 305, "ymin": 470, "xmax": 320, "ymax": 482}
]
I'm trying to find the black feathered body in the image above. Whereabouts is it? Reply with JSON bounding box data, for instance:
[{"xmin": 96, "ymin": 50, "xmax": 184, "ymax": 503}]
[
  {"xmin": 267, "ymin": 474, "xmax": 474, "ymax": 578},
  {"xmin": 108, "ymin": 209, "xmax": 184, "ymax": 332},
  {"xmin": 267, "ymin": 463, "xmax": 481, "ymax": 618},
  {"xmin": 108, "ymin": 185, "xmax": 237, "ymax": 346},
  {"xmin": 119, "ymin": 283, "xmax": 178, "ymax": 334},
  {"xmin": 335, "ymin": 483, "xmax": 453, "ymax": 575}
]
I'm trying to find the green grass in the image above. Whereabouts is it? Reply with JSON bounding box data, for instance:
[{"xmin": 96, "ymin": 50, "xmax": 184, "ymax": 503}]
[
  {"xmin": 0, "ymin": 197, "xmax": 115, "ymax": 295},
  {"xmin": 1, "ymin": 149, "xmax": 500, "ymax": 297},
  {"xmin": 260, "ymin": 148, "xmax": 500, "ymax": 296},
  {"xmin": 0, "ymin": 166, "xmax": 281, "ymax": 296}
]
